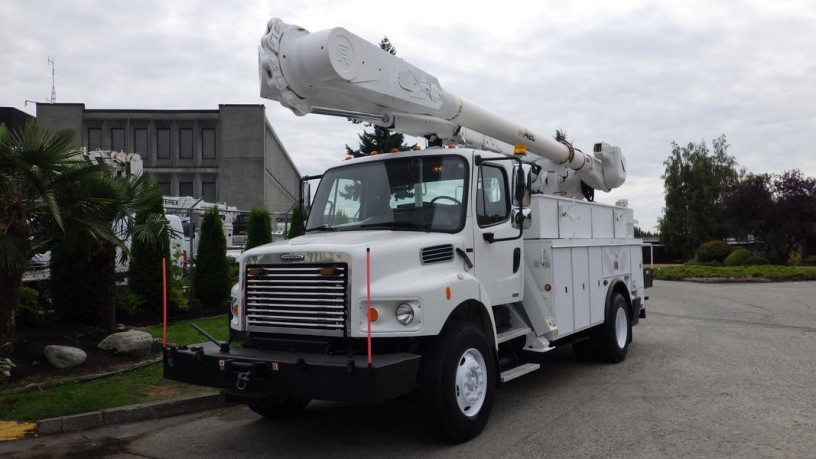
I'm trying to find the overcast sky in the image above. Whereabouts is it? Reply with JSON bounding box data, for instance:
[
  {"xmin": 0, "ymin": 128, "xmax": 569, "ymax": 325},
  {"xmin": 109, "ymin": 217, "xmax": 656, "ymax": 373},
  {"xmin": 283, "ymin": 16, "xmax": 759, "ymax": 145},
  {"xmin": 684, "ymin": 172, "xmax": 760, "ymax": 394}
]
[{"xmin": 3, "ymin": 0, "xmax": 815, "ymax": 231}]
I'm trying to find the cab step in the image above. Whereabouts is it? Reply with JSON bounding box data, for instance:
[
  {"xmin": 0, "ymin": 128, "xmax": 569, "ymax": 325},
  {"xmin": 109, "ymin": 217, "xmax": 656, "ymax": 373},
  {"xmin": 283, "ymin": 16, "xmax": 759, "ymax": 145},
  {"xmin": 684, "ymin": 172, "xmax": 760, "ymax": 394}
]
[
  {"xmin": 496, "ymin": 326, "xmax": 531, "ymax": 344},
  {"xmin": 500, "ymin": 362, "xmax": 540, "ymax": 383}
]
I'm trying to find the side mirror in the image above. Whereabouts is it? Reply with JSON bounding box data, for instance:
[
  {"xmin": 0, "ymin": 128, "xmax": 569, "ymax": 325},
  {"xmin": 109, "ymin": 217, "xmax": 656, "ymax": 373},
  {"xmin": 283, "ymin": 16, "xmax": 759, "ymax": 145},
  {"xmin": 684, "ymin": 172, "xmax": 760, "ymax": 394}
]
[
  {"xmin": 513, "ymin": 165, "xmax": 532, "ymax": 207},
  {"xmin": 300, "ymin": 180, "xmax": 312, "ymax": 220}
]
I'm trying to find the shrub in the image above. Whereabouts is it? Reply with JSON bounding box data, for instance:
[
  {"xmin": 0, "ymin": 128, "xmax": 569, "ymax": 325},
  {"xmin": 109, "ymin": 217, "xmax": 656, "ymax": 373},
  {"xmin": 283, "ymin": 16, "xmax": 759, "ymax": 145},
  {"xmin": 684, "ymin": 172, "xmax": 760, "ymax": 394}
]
[
  {"xmin": 696, "ymin": 240, "xmax": 732, "ymax": 263},
  {"xmin": 115, "ymin": 285, "xmax": 144, "ymax": 318},
  {"xmin": 744, "ymin": 256, "xmax": 770, "ymax": 265},
  {"xmin": 194, "ymin": 207, "xmax": 231, "ymax": 310},
  {"xmin": 686, "ymin": 260, "xmax": 721, "ymax": 267},
  {"xmin": 286, "ymin": 204, "xmax": 304, "ymax": 239},
  {"xmin": 50, "ymin": 234, "xmax": 98, "ymax": 322},
  {"xmin": 129, "ymin": 192, "xmax": 172, "ymax": 314},
  {"xmin": 723, "ymin": 248, "xmax": 752, "ymax": 267},
  {"xmin": 787, "ymin": 245, "xmax": 803, "ymax": 266},
  {"xmin": 16, "ymin": 286, "xmax": 41, "ymax": 325},
  {"xmin": 803, "ymin": 255, "xmax": 816, "ymax": 266},
  {"xmin": 245, "ymin": 207, "xmax": 273, "ymax": 250}
]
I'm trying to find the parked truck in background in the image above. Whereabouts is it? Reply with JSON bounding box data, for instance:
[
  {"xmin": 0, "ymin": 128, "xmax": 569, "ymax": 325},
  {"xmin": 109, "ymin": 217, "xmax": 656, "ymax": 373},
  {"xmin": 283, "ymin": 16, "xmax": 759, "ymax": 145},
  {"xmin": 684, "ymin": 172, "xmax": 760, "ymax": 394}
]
[{"xmin": 164, "ymin": 18, "xmax": 651, "ymax": 442}]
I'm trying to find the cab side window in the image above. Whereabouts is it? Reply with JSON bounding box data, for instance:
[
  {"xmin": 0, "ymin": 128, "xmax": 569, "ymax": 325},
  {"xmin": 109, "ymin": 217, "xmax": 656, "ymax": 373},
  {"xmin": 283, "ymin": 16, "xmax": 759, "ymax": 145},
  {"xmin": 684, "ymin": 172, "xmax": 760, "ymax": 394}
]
[{"xmin": 476, "ymin": 165, "xmax": 509, "ymax": 227}]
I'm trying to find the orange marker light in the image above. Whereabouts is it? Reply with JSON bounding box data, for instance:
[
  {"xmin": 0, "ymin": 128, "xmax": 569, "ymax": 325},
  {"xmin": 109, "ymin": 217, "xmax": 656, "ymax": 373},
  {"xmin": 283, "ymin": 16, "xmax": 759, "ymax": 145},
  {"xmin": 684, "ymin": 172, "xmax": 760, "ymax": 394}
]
[
  {"xmin": 369, "ymin": 308, "xmax": 379, "ymax": 322},
  {"xmin": 446, "ymin": 287, "xmax": 452, "ymax": 300},
  {"xmin": 247, "ymin": 267, "xmax": 263, "ymax": 276},
  {"xmin": 544, "ymin": 284, "xmax": 552, "ymax": 292}
]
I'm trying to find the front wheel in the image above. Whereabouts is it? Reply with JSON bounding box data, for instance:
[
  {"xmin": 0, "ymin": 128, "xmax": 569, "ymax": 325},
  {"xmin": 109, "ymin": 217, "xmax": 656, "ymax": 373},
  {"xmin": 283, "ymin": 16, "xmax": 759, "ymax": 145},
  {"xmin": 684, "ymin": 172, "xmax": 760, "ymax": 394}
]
[
  {"xmin": 247, "ymin": 395, "xmax": 310, "ymax": 419},
  {"xmin": 598, "ymin": 292, "xmax": 631, "ymax": 363},
  {"xmin": 420, "ymin": 322, "xmax": 496, "ymax": 443}
]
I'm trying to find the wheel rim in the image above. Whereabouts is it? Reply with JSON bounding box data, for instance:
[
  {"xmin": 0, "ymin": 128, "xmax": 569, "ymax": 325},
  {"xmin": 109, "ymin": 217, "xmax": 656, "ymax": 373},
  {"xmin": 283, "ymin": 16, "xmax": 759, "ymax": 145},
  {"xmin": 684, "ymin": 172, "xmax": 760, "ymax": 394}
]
[
  {"xmin": 454, "ymin": 348, "xmax": 487, "ymax": 417},
  {"xmin": 615, "ymin": 306, "xmax": 628, "ymax": 349}
]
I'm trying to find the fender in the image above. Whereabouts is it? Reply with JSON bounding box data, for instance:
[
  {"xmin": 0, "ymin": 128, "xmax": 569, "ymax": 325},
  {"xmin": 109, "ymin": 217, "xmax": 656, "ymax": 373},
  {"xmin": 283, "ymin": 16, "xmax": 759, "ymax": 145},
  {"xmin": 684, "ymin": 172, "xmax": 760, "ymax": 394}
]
[{"xmin": 604, "ymin": 278, "xmax": 633, "ymax": 340}]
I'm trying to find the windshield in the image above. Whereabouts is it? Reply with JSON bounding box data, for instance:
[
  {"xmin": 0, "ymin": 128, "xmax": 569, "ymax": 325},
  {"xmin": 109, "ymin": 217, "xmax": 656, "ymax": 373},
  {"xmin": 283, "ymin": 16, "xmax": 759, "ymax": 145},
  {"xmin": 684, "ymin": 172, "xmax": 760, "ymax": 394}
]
[{"xmin": 306, "ymin": 155, "xmax": 468, "ymax": 233}]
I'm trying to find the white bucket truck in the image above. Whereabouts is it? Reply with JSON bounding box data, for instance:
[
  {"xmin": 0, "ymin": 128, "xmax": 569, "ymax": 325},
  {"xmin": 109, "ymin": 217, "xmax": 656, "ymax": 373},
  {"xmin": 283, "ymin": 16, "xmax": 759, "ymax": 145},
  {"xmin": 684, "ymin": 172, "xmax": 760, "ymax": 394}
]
[{"xmin": 164, "ymin": 18, "xmax": 651, "ymax": 442}]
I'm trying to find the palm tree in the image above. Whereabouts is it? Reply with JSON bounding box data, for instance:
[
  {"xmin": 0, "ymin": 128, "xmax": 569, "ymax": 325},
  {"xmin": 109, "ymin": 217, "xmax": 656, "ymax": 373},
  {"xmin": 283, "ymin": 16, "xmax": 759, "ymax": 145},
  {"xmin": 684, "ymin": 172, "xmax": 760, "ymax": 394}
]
[
  {"xmin": 51, "ymin": 170, "xmax": 167, "ymax": 331},
  {"xmin": 0, "ymin": 121, "xmax": 109, "ymax": 343},
  {"xmin": 84, "ymin": 175, "xmax": 165, "ymax": 331}
]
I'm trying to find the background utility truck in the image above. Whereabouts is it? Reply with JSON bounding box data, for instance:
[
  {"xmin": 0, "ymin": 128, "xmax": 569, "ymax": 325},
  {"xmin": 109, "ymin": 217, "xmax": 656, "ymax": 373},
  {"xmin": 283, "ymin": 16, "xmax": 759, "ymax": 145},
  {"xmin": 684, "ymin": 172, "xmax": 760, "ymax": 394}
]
[{"xmin": 165, "ymin": 18, "xmax": 651, "ymax": 443}]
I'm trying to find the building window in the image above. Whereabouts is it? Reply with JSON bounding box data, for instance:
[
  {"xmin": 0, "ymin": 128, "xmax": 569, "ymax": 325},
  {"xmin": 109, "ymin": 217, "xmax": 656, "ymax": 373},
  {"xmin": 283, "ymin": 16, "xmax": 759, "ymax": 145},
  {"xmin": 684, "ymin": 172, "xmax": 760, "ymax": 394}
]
[
  {"xmin": 158, "ymin": 181, "xmax": 171, "ymax": 196},
  {"xmin": 179, "ymin": 128, "xmax": 193, "ymax": 159},
  {"xmin": 179, "ymin": 181, "xmax": 193, "ymax": 197},
  {"xmin": 133, "ymin": 129, "xmax": 148, "ymax": 158},
  {"xmin": 202, "ymin": 128, "xmax": 215, "ymax": 159},
  {"xmin": 157, "ymin": 129, "xmax": 171, "ymax": 159},
  {"xmin": 88, "ymin": 128, "xmax": 102, "ymax": 151},
  {"xmin": 111, "ymin": 128, "xmax": 125, "ymax": 152},
  {"xmin": 202, "ymin": 181, "xmax": 216, "ymax": 202}
]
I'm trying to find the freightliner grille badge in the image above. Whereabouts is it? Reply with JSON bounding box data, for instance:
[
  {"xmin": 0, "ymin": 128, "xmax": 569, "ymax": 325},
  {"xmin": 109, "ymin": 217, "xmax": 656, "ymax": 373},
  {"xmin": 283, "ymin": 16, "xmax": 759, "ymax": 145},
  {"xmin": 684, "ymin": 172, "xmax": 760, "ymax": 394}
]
[{"xmin": 280, "ymin": 253, "xmax": 305, "ymax": 262}]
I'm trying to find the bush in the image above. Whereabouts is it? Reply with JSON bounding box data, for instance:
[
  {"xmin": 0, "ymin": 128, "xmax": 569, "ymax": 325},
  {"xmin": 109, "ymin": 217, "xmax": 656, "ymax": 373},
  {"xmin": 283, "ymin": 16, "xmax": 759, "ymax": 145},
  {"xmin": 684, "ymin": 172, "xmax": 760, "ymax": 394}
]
[
  {"xmin": 286, "ymin": 204, "xmax": 304, "ymax": 239},
  {"xmin": 787, "ymin": 245, "xmax": 803, "ymax": 266},
  {"xmin": 803, "ymin": 255, "xmax": 816, "ymax": 266},
  {"xmin": 245, "ymin": 207, "xmax": 272, "ymax": 250},
  {"xmin": 696, "ymin": 240, "xmax": 732, "ymax": 263},
  {"xmin": 50, "ymin": 234, "xmax": 98, "ymax": 322},
  {"xmin": 744, "ymin": 256, "xmax": 770, "ymax": 265},
  {"xmin": 129, "ymin": 192, "xmax": 173, "ymax": 314},
  {"xmin": 723, "ymin": 248, "xmax": 752, "ymax": 266},
  {"xmin": 194, "ymin": 207, "xmax": 231, "ymax": 310},
  {"xmin": 115, "ymin": 285, "xmax": 144, "ymax": 318},
  {"xmin": 16, "ymin": 286, "xmax": 41, "ymax": 325},
  {"xmin": 686, "ymin": 259, "xmax": 721, "ymax": 267}
]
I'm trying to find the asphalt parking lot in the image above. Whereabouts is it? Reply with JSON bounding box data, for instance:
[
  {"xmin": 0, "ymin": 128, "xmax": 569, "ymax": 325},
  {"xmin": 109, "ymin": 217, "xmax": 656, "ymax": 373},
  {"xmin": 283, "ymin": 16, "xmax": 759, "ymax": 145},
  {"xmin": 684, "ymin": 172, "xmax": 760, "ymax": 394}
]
[{"xmin": 3, "ymin": 280, "xmax": 815, "ymax": 458}]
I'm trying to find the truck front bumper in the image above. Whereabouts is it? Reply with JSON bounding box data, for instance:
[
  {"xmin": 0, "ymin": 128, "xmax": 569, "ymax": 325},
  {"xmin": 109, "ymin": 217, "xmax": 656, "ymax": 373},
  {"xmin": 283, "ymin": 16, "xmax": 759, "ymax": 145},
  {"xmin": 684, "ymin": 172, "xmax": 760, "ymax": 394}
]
[{"xmin": 163, "ymin": 342, "xmax": 421, "ymax": 404}]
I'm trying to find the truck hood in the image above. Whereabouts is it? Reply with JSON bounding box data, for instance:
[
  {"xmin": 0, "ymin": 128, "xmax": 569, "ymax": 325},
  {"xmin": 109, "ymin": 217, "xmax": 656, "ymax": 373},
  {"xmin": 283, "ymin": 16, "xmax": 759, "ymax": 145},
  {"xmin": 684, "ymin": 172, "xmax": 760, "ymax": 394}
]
[{"xmin": 238, "ymin": 230, "xmax": 463, "ymax": 264}]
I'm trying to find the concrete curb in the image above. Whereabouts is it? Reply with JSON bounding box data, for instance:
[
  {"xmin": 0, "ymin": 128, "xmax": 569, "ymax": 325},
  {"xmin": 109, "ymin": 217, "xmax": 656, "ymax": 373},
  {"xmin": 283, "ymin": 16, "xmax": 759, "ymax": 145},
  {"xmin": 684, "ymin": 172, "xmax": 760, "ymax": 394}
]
[{"xmin": 36, "ymin": 392, "xmax": 235, "ymax": 436}]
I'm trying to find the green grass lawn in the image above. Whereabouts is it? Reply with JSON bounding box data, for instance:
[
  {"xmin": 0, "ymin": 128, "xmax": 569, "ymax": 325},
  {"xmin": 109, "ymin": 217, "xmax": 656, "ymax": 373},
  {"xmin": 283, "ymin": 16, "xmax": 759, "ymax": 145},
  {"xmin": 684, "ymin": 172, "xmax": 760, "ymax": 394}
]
[
  {"xmin": 1, "ymin": 315, "xmax": 228, "ymax": 422},
  {"xmin": 653, "ymin": 264, "xmax": 816, "ymax": 281}
]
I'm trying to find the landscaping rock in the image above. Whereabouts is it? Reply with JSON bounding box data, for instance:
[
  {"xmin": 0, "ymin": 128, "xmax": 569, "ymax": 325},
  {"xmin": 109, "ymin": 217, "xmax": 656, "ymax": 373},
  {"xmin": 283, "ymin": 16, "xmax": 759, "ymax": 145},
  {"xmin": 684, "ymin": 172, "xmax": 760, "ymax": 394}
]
[
  {"xmin": 98, "ymin": 330, "xmax": 154, "ymax": 359},
  {"xmin": 43, "ymin": 345, "xmax": 87, "ymax": 369}
]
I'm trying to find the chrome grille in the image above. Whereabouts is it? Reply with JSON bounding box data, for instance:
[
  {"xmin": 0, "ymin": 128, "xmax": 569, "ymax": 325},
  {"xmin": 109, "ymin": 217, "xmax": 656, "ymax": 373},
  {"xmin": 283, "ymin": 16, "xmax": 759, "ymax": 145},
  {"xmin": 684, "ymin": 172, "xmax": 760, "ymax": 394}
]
[
  {"xmin": 421, "ymin": 244, "xmax": 454, "ymax": 264},
  {"xmin": 244, "ymin": 263, "xmax": 348, "ymax": 337}
]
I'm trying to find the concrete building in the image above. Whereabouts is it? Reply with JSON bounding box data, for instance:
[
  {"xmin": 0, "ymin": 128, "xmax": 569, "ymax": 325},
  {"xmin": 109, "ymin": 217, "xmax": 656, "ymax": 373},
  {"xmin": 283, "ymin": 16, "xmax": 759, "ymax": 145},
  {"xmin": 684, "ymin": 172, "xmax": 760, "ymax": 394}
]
[
  {"xmin": 0, "ymin": 106, "xmax": 34, "ymax": 131},
  {"xmin": 35, "ymin": 103, "xmax": 299, "ymax": 214}
]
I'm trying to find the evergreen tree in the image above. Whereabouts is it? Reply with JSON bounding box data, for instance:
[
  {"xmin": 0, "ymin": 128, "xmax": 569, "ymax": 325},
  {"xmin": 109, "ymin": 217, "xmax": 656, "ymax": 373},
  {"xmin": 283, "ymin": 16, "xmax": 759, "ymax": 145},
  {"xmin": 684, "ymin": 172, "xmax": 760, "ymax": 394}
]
[
  {"xmin": 345, "ymin": 37, "xmax": 414, "ymax": 157},
  {"xmin": 194, "ymin": 207, "xmax": 230, "ymax": 310},
  {"xmin": 50, "ymin": 229, "xmax": 98, "ymax": 322},
  {"xmin": 129, "ymin": 190, "xmax": 172, "ymax": 314},
  {"xmin": 245, "ymin": 207, "xmax": 272, "ymax": 250},
  {"xmin": 0, "ymin": 121, "xmax": 113, "ymax": 341},
  {"xmin": 286, "ymin": 204, "xmax": 304, "ymax": 239}
]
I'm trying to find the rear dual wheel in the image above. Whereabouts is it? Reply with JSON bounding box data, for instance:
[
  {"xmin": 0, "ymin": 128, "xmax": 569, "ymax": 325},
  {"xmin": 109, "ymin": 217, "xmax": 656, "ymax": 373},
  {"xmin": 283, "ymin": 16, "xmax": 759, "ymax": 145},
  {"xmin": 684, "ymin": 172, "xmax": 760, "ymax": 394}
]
[{"xmin": 572, "ymin": 292, "xmax": 631, "ymax": 363}]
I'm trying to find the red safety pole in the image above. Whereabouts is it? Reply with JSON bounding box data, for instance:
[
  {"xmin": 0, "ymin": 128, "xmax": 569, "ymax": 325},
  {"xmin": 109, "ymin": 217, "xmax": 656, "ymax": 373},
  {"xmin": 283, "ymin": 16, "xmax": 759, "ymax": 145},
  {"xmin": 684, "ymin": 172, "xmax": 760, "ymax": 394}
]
[
  {"xmin": 162, "ymin": 257, "xmax": 168, "ymax": 347},
  {"xmin": 366, "ymin": 248, "xmax": 372, "ymax": 366}
]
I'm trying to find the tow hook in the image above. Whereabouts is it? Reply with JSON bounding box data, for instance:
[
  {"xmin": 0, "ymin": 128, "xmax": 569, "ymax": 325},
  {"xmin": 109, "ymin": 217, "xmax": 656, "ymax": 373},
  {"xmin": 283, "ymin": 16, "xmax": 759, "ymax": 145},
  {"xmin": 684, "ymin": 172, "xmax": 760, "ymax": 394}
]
[{"xmin": 236, "ymin": 371, "xmax": 252, "ymax": 391}]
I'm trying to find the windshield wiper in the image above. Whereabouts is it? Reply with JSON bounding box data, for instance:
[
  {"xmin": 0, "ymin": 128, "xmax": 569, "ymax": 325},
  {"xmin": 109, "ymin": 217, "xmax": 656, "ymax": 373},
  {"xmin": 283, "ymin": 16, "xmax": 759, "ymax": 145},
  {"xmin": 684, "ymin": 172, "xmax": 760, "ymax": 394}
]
[
  {"xmin": 359, "ymin": 221, "xmax": 429, "ymax": 232},
  {"xmin": 305, "ymin": 225, "xmax": 338, "ymax": 233}
]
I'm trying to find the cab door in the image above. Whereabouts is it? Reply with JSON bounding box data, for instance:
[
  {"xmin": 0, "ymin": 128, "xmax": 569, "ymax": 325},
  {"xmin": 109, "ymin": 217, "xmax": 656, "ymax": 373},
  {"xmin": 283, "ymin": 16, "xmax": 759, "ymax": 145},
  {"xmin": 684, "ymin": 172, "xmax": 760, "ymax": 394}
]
[{"xmin": 472, "ymin": 160, "xmax": 524, "ymax": 306}]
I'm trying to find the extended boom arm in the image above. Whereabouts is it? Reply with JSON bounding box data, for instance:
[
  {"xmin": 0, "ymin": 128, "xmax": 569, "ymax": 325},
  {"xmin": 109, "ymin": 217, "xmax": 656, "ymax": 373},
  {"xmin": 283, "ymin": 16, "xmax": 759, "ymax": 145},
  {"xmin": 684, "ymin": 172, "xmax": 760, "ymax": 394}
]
[{"xmin": 259, "ymin": 18, "xmax": 626, "ymax": 193}]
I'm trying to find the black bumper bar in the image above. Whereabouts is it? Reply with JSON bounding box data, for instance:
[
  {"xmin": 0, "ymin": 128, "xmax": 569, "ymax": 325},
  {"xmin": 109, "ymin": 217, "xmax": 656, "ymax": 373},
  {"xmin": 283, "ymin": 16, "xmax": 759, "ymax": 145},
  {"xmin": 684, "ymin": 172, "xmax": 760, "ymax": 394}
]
[{"xmin": 164, "ymin": 342, "xmax": 421, "ymax": 404}]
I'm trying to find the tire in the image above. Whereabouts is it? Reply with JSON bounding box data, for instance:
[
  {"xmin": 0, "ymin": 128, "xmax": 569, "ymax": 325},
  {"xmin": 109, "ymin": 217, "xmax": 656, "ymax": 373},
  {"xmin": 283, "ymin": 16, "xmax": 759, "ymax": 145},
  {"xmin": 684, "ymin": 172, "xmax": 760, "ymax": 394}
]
[
  {"xmin": 247, "ymin": 396, "xmax": 310, "ymax": 419},
  {"xmin": 598, "ymin": 292, "xmax": 631, "ymax": 363},
  {"xmin": 420, "ymin": 322, "xmax": 496, "ymax": 443}
]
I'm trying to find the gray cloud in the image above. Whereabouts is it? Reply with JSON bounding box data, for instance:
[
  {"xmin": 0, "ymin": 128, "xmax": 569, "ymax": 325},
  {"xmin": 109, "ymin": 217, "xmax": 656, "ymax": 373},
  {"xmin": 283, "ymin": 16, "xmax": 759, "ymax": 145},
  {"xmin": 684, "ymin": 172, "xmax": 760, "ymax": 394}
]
[{"xmin": 2, "ymin": 0, "xmax": 815, "ymax": 232}]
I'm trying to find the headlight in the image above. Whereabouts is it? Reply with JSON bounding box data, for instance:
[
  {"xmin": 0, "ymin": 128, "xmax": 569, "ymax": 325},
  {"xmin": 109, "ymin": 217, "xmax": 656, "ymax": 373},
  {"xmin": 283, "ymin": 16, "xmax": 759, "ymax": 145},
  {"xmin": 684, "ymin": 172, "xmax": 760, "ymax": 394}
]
[{"xmin": 395, "ymin": 303, "xmax": 415, "ymax": 325}]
